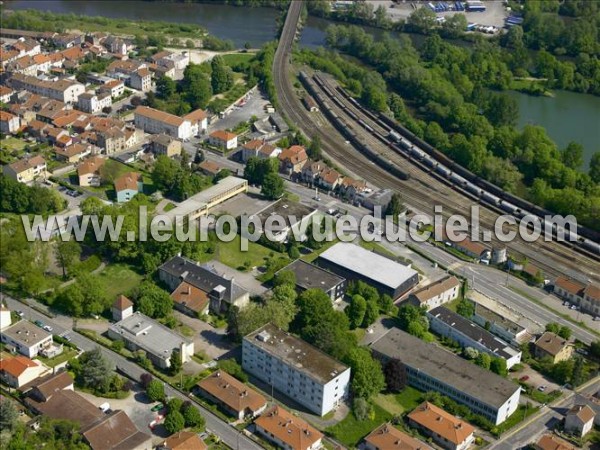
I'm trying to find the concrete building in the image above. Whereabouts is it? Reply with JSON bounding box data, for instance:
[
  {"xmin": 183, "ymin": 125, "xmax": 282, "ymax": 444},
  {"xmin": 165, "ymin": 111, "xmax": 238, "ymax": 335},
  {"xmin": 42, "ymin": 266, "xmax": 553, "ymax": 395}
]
[
  {"xmin": 134, "ymin": 106, "xmax": 192, "ymax": 139},
  {"xmin": 553, "ymin": 276, "xmax": 600, "ymax": 317},
  {"xmin": 407, "ymin": 276, "xmax": 461, "ymax": 310},
  {"xmin": 195, "ymin": 370, "xmax": 267, "ymax": 420},
  {"xmin": 243, "ymin": 323, "xmax": 351, "ymax": 416},
  {"xmin": 130, "ymin": 68, "xmax": 152, "ymax": 92},
  {"xmin": 77, "ymin": 92, "xmax": 111, "ymax": 114},
  {"xmin": 427, "ymin": 307, "xmax": 522, "ymax": 369},
  {"xmin": 317, "ymin": 243, "xmax": 419, "ymax": 300},
  {"xmin": 208, "ymin": 130, "xmax": 238, "ymax": 151},
  {"xmin": 108, "ymin": 311, "xmax": 194, "ymax": 369},
  {"xmin": 370, "ymin": 328, "xmax": 521, "ymax": 425},
  {"xmin": 97, "ymin": 79, "xmax": 125, "ymax": 98},
  {"xmin": 151, "ymin": 134, "xmax": 182, "ymax": 158},
  {"xmin": 255, "ymin": 200, "xmax": 318, "ymax": 243},
  {"xmin": 112, "ymin": 295, "xmax": 134, "ymax": 322},
  {"xmin": 533, "ymin": 331, "xmax": 573, "ymax": 363},
  {"xmin": 0, "ymin": 306, "xmax": 12, "ymax": 330},
  {"xmin": 159, "ymin": 255, "xmax": 249, "ymax": 315},
  {"xmin": 407, "ymin": 402, "xmax": 475, "ymax": 450},
  {"xmin": 0, "ymin": 110, "xmax": 21, "ymax": 134},
  {"xmin": 254, "ymin": 405, "xmax": 323, "ymax": 450},
  {"xmin": 470, "ymin": 301, "xmax": 530, "ymax": 346},
  {"xmin": 114, "ymin": 172, "xmax": 143, "ymax": 203},
  {"xmin": 162, "ymin": 176, "xmax": 248, "ymax": 222},
  {"xmin": 1, "ymin": 320, "xmax": 55, "ymax": 358},
  {"xmin": 0, "ymin": 355, "xmax": 48, "ymax": 388},
  {"xmin": 277, "ymin": 259, "xmax": 346, "ymax": 302},
  {"xmin": 3, "ymin": 155, "xmax": 47, "ymax": 183},
  {"xmin": 9, "ymin": 73, "xmax": 85, "ymax": 103},
  {"xmin": 364, "ymin": 423, "xmax": 432, "ymax": 450},
  {"xmin": 184, "ymin": 109, "xmax": 208, "ymax": 136},
  {"xmin": 564, "ymin": 404, "xmax": 595, "ymax": 437}
]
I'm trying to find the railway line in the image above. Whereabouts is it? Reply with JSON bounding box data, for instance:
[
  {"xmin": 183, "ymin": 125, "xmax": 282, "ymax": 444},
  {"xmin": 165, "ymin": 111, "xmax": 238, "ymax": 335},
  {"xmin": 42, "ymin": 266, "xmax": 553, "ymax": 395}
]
[{"xmin": 272, "ymin": 2, "xmax": 599, "ymax": 284}]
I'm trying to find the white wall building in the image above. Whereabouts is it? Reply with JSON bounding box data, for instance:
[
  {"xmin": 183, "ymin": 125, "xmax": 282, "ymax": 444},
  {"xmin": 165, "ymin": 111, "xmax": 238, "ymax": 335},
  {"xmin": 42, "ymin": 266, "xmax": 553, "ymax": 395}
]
[
  {"xmin": 9, "ymin": 73, "xmax": 85, "ymax": 104},
  {"xmin": 243, "ymin": 323, "xmax": 351, "ymax": 417},
  {"xmin": 134, "ymin": 106, "xmax": 192, "ymax": 140},
  {"xmin": 407, "ymin": 276, "xmax": 460, "ymax": 310},
  {"xmin": 77, "ymin": 92, "xmax": 112, "ymax": 114}
]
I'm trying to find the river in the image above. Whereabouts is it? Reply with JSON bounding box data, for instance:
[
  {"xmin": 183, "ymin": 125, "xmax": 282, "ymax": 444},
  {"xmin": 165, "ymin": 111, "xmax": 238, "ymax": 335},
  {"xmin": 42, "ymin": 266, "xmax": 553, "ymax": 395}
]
[{"xmin": 8, "ymin": 0, "xmax": 599, "ymax": 166}]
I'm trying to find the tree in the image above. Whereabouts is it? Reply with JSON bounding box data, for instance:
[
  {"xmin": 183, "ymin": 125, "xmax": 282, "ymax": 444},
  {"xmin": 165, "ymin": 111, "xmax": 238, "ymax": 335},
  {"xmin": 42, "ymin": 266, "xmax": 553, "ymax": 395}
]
[
  {"xmin": 571, "ymin": 356, "xmax": 588, "ymax": 386},
  {"xmin": 561, "ymin": 142, "xmax": 584, "ymax": 170},
  {"xmin": 273, "ymin": 270, "xmax": 296, "ymax": 288},
  {"xmin": 590, "ymin": 340, "xmax": 600, "ymax": 360},
  {"xmin": 54, "ymin": 238, "xmax": 81, "ymax": 279},
  {"xmin": 183, "ymin": 63, "xmax": 212, "ymax": 109},
  {"xmin": 186, "ymin": 39, "xmax": 195, "ymax": 49},
  {"xmin": 475, "ymin": 352, "xmax": 492, "ymax": 370},
  {"xmin": 362, "ymin": 299, "xmax": 379, "ymax": 328},
  {"xmin": 134, "ymin": 281, "xmax": 173, "ymax": 319},
  {"xmin": 352, "ymin": 397, "xmax": 371, "ymax": 421},
  {"xmin": 307, "ymin": 136, "xmax": 322, "ymax": 160},
  {"xmin": 164, "ymin": 410, "xmax": 185, "ymax": 435},
  {"xmin": 463, "ymin": 347, "xmax": 480, "ymax": 360},
  {"xmin": 558, "ymin": 325, "xmax": 572, "ymax": 340},
  {"xmin": 490, "ymin": 357, "xmax": 508, "ymax": 376},
  {"xmin": 383, "ymin": 359, "xmax": 406, "ymax": 392},
  {"xmin": 456, "ymin": 299, "xmax": 474, "ymax": 318},
  {"xmin": 102, "ymin": 106, "xmax": 112, "ymax": 114},
  {"xmin": 217, "ymin": 359, "xmax": 248, "ymax": 382},
  {"xmin": 182, "ymin": 404, "xmax": 205, "ymax": 429},
  {"xmin": 194, "ymin": 149, "xmax": 205, "ymax": 164},
  {"xmin": 545, "ymin": 322, "xmax": 560, "ymax": 334},
  {"xmin": 407, "ymin": 7, "xmax": 437, "ymax": 34},
  {"xmin": 146, "ymin": 379, "xmax": 165, "ymax": 402},
  {"xmin": 140, "ymin": 373, "xmax": 153, "ymax": 389},
  {"xmin": 170, "ymin": 349, "xmax": 182, "ymax": 375},
  {"xmin": 346, "ymin": 294, "xmax": 367, "ymax": 329},
  {"xmin": 156, "ymin": 75, "xmax": 176, "ymax": 99},
  {"xmin": 0, "ymin": 399, "xmax": 18, "ymax": 432},
  {"xmin": 211, "ymin": 55, "xmax": 233, "ymax": 94},
  {"xmin": 385, "ymin": 193, "xmax": 403, "ymax": 218},
  {"xmin": 261, "ymin": 173, "xmax": 284, "ymax": 200},
  {"xmin": 79, "ymin": 347, "xmax": 113, "ymax": 393},
  {"xmin": 345, "ymin": 347, "xmax": 385, "ymax": 400},
  {"xmin": 441, "ymin": 13, "xmax": 467, "ymax": 38},
  {"xmin": 589, "ymin": 153, "xmax": 600, "ymax": 184}
]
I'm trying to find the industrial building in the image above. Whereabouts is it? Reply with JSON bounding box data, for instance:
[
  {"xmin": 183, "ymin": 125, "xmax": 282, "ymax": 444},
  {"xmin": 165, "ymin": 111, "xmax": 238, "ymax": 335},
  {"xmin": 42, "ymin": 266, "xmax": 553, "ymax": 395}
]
[{"xmin": 277, "ymin": 259, "xmax": 346, "ymax": 302}]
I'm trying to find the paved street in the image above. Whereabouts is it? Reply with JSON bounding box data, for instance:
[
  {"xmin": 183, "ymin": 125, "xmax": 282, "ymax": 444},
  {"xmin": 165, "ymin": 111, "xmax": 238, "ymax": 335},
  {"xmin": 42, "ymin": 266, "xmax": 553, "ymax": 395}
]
[{"xmin": 1, "ymin": 295, "xmax": 264, "ymax": 450}]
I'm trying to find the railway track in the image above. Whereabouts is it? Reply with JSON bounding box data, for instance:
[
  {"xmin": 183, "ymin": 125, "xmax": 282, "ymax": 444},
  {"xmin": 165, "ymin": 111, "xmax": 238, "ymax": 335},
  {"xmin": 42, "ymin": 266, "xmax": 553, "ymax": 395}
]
[{"xmin": 273, "ymin": 3, "xmax": 599, "ymax": 284}]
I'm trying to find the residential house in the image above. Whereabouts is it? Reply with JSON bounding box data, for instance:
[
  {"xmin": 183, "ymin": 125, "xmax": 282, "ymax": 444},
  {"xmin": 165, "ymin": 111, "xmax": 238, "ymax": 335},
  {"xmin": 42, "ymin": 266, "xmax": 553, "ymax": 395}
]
[
  {"xmin": 564, "ymin": 404, "xmax": 595, "ymax": 437},
  {"xmin": 9, "ymin": 73, "xmax": 85, "ymax": 104},
  {"xmin": 533, "ymin": 331, "xmax": 573, "ymax": 363},
  {"xmin": 159, "ymin": 431, "xmax": 207, "ymax": 450},
  {"xmin": 152, "ymin": 50, "xmax": 189, "ymax": 70},
  {"xmin": 114, "ymin": 172, "xmax": 143, "ymax": 203},
  {"xmin": 97, "ymin": 79, "xmax": 125, "ymax": 99},
  {"xmin": 130, "ymin": 68, "xmax": 152, "ymax": 92},
  {"xmin": 6, "ymin": 55, "xmax": 38, "ymax": 76},
  {"xmin": 0, "ymin": 49, "xmax": 20, "ymax": 71},
  {"xmin": 532, "ymin": 434, "xmax": 576, "ymax": 450},
  {"xmin": 170, "ymin": 281, "xmax": 210, "ymax": 317},
  {"xmin": 195, "ymin": 370, "xmax": 267, "ymax": 420},
  {"xmin": 553, "ymin": 277, "xmax": 600, "ymax": 317},
  {"xmin": 96, "ymin": 127, "xmax": 126, "ymax": 154},
  {"xmin": 338, "ymin": 176, "xmax": 368, "ymax": 200},
  {"xmin": 407, "ymin": 402, "xmax": 475, "ymax": 450},
  {"xmin": 112, "ymin": 295, "xmax": 134, "ymax": 322},
  {"xmin": 52, "ymin": 33, "xmax": 83, "ymax": 48},
  {"xmin": 254, "ymin": 405, "xmax": 324, "ymax": 450},
  {"xmin": 317, "ymin": 167, "xmax": 341, "ymax": 191},
  {"xmin": 364, "ymin": 423, "xmax": 433, "ymax": 450},
  {"xmin": 0, "ymin": 355, "xmax": 48, "ymax": 388},
  {"xmin": 151, "ymin": 134, "xmax": 182, "ymax": 158},
  {"xmin": 0, "ymin": 85, "xmax": 14, "ymax": 103},
  {"xmin": 301, "ymin": 160, "xmax": 327, "ymax": 184},
  {"xmin": 279, "ymin": 145, "xmax": 308, "ymax": 174},
  {"xmin": 77, "ymin": 92, "xmax": 112, "ymax": 114},
  {"xmin": 21, "ymin": 371, "xmax": 74, "ymax": 401},
  {"xmin": 3, "ymin": 155, "xmax": 47, "ymax": 183},
  {"xmin": 107, "ymin": 59, "xmax": 147, "ymax": 79},
  {"xmin": 134, "ymin": 106, "xmax": 192, "ymax": 140},
  {"xmin": 184, "ymin": 109, "xmax": 208, "ymax": 136},
  {"xmin": 158, "ymin": 255, "xmax": 250, "ymax": 314},
  {"xmin": 32, "ymin": 54, "xmax": 52, "ymax": 73},
  {"xmin": 102, "ymin": 35, "xmax": 128, "ymax": 56},
  {"xmin": 198, "ymin": 160, "xmax": 222, "ymax": 177},
  {"xmin": 81, "ymin": 409, "xmax": 152, "ymax": 450},
  {"xmin": 208, "ymin": 130, "xmax": 238, "ymax": 151},
  {"xmin": 77, "ymin": 155, "xmax": 106, "ymax": 187},
  {"xmin": 54, "ymin": 143, "xmax": 92, "ymax": 163},
  {"xmin": 11, "ymin": 38, "xmax": 41, "ymax": 57},
  {"xmin": 0, "ymin": 111, "xmax": 21, "ymax": 134},
  {"xmin": 0, "ymin": 320, "xmax": 56, "ymax": 358},
  {"xmin": 452, "ymin": 237, "xmax": 489, "ymax": 260},
  {"xmin": 407, "ymin": 276, "xmax": 461, "ymax": 310},
  {"xmin": 582, "ymin": 284, "xmax": 600, "ymax": 317},
  {"xmin": 241, "ymin": 139, "xmax": 275, "ymax": 162}
]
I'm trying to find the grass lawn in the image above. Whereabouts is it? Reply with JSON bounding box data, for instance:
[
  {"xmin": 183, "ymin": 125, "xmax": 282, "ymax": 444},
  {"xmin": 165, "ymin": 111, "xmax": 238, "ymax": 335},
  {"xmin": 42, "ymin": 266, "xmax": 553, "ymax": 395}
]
[
  {"xmin": 37, "ymin": 347, "xmax": 78, "ymax": 368},
  {"xmin": 0, "ymin": 137, "xmax": 28, "ymax": 152},
  {"xmin": 326, "ymin": 403, "xmax": 392, "ymax": 448},
  {"xmin": 95, "ymin": 263, "xmax": 143, "ymax": 299},
  {"xmin": 373, "ymin": 387, "xmax": 424, "ymax": 416},
  {"xmin": 497, "ymin": 404, "xmax": 540, "ymax": 434},
  {"xmin": 209, "ymin": 235, "xmax": 287, "ymax": 271},
  {"xmin": 221, "ymin": 52, "xmax": 256, "ymax": 67},
  {"xmin": 164, "ymin": 202, "xmax": 177, "ymax": 212}
]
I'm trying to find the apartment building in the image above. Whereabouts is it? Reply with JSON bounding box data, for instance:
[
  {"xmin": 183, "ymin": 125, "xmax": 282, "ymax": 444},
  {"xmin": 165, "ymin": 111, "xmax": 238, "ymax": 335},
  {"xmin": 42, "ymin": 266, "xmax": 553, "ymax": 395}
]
[
  {"xmin": 427, "ymin": 307, "xmax": 522, "ymax": 369},
  {"xmin": 0, "ymin": 110, "xmax": 21, "ymax": 134},
  {"xmin": 151, "ymin": 134, "xmax": 182, "ymax": 158},
  {"xmin": 208, "ymin": 130, "xmax": 238, "ymax": 151},
  {"xmin": 243, "ymin": 323, "xmax": 351, "ymax": 416},
  {"xmin": 183, "ymin": 109, "xmax": 208, "ymax": 136},
  {"xmin": 3, "ymin": 155, "xmax": 47, "ymax": 183},
  {"xmin": 130, "ymin": 68, "xmax": 152, "ymax": 92},
  {"xmin": 97, "ymin": 79, "xmax": 125, "ymax": 98},
  {"xmin": 407, "ymin": 276, "xmax": 461, "ymax": 310},
  {"xmin": 77, "ymin": 92, "xmax": 112, "ymax": 114},
  {"xmin": 371, "ymin": 328, "xmax": 521, "ymax": 425},
  {"xmin": 134, "ymin": 106, "xmax": 192, "ymax": 139},
  {"xmin": 240, "ymin": 139, "xmax": 280, "ymax": 162},
  {"xmin": 9, "ymin": 73, "xmax": 85, "ymax": 103}
]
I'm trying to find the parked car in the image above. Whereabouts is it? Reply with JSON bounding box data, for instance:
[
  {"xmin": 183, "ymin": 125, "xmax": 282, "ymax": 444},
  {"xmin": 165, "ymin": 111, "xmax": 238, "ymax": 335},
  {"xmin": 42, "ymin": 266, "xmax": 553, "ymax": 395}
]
[
  {"xmin": 34, "ymin": 320, "xmax": 45, "ymax": 328},
  {"xmin": 150, "ymin": 403, "xmax": 164, "ymax": 412},
  {"xmin": 538, "ymin": 385, "xmax": 547, "ymax": 392},
  {"xmin": 16, "ymin": 310, "xmax": 24, "ymax": 317},
  {"xmin": 519, "ymin": 375, "xmax": 529, "ymax": 382},
  {"xmin": 43, "ymin": 325, "xmax": 53, "ymax": 332}
]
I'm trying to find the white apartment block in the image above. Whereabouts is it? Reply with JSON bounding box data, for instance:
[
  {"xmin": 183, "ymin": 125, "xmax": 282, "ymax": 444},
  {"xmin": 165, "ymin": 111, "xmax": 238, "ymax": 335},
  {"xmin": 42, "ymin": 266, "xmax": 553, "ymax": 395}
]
[
  {"xmin": 77, "ymin": 92, "xmax": 112, "ymax": 114},
  {"xmin": 9, "ymin": 73, "xmax": 85, "ymax": 104},
  {"xmin": 1, "ymin": 111, "xmax": 21, "ymax": 134},
  {"xmin": 243, "ymin": 323, "xmax": 351, "ymax": 417},
  {"xmin": 134, "ymin": 106, "xmax": 192, "ymax": 140}
]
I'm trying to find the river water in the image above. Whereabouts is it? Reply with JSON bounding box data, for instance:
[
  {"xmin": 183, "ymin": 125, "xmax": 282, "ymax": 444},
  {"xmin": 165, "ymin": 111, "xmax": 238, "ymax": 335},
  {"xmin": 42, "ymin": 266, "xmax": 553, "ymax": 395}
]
[{"xmin": 8, "ymin": 0, "xmax": 599, "ymax": 166}]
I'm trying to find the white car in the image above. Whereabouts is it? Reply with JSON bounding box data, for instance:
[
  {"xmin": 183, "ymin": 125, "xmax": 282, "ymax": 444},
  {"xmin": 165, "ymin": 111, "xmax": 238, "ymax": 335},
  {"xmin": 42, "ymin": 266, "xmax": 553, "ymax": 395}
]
[{"xmin": 43, "ymin": 325, "xmax": 53, "ymax": 332}]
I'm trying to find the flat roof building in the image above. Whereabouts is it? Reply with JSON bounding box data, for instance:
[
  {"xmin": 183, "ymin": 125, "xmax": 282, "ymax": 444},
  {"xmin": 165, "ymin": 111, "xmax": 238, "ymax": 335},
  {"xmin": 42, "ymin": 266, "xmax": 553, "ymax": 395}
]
[
  {"xmin": 277, "ymin": 259, "xmax": 346, "ymax": 302},
  {"xmin": 427, "ymin": 307, "xmax": 522, "ymax": 369},
  {"xmin": 1, "ymin": 320, "xmax": 54, "ymax": 358},
  {"xmin": 108, "ymin": 311, "xmax": 193, "ymax": 369},
  {"xmin": 317, "ymin": 242, "xmax": 419, "ymax": 299},
  {"xmin": 163, "ymin": 176, "xmax": 248, "ymax": 222},
  {"xmin": 370, "ymin": 328, "xmax": 521, "ymax": 425},
  {"xmin": 470, "ymin": 301, "xmax": 529, "ymax": 345},
  {"xmin": 243, "ymin": 323, "xmax": 351, "ymax": 416},
  {"xmin": 254, "ymin": 200, "xmax": 318, "ymax": 243}
]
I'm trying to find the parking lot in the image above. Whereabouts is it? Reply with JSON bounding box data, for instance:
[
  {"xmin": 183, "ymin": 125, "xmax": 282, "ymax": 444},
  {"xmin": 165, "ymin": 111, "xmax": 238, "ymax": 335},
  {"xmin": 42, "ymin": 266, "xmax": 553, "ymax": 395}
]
[{"xmin": 208, "ymin": 88, "xmax": 271, "ymax": 132}]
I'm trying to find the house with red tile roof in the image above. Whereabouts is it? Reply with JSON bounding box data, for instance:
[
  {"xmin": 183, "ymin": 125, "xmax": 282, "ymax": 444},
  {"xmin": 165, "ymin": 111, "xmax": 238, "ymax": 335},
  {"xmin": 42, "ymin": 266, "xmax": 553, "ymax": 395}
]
[
  {"xmin": 408, "ymin": 402, "xmax": 475, "ymax": 450},
  {"xmin": 114, "ymin": 172, "xmax": 143, "ymax": 203},
  {"xmin": 254, "ymin": 405, "xmax": 323, "ymax": 450},
  {"xmin": 278, "ymin": 145, "xmax": 308, "ymax": 174},
  {"xmin": 0, "ymin": 355, "xmax": 48, "ymax": 388},
  {"xmin": 208, "ymin": 130, "xmax": 238, "ymax": 151}
]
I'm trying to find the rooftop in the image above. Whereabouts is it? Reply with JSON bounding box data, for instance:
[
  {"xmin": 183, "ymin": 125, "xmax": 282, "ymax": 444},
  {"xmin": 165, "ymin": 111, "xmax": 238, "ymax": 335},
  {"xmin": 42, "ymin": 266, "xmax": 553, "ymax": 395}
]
[
  {"xmin": 554, "ymin": 276, "xmax": 586, "ymax": 296},
  {"xmin": 534, "ymin": 434, "xmax": 576, "ymax": 450},
  {"xmin": 170, "ymin": 281, "xmax": 209, "ymax": 313},
  {"xmin": 254, "ymin": 405, "xmax": 323, "ymax": 450},
  {"xmin": 112, "ymin": 295, "xmax": 133, "ymax": 311},
  {"xmin": 318, "ymin": 243, "xmax": 418, "ymax": 290},
  {"xmin": 134, "ymin": 105, "xmax": 185, "ymax": 128},
  {"xmin": 534, "ymin": 332, "xmax": 570, "ymax": 357},
  {"xmin": 364, "ymin": 423, "xmax": 432, "ymax": 450},
  {"xmin": 27, "ymin": 389, "xmax": 103, "ymax": 428},
  {"xmin": 114, "ymin": 171, "xmax": 141, "ymax": 193},
  {"xmin": 2, "ymin": 320, "xmax": 52, "ymax": 347},
  {"xmin": 8, "ymin": 155, "xmax": 46, "ymax": 174},
  {"xmin": 471, "ymin": 301, "xmax": 525, "ymax": 335},
  {"xmin": 19, "ymin": 371, "xmax": 73, "ymax": 399},
  {"xmin": 277, "ymin": 259, "xmax": 344, "ymax": 293},
  {"xmin": 162, "ymin": 431, "xmax": 207, "ymax": 450},
  {"xmin": 408, "ymin": 402, "xmax": 474, "ymax": 445},
  {"xmin": 255, "ymin": 200, "xmax": 317, "ymax": 234},
  {"xmin": 244, "ymin": 323, "xmax": 349, "ymax": 385},
  {"xmin": 427, "ymin": 307, "xmax": 520, "ymax": 360},
  {"xmin": 370, "ymin": 328, "xmax": 520, "ymax": 409},
  {"xmin": 82, "ymin": 409, "xmax": 151, "ymax": 450},
  {"xmin": 210, "ymin": 129, "xmax": 237, "ymax": 142},
  {"xmin": 566, "ymin": 404, "xmax": 596, "ymax": 423},
  {"xmin": 0, "ymin": 355, "xmax": 40, "ymax": 378},
  {"xmin": 410, "ymin": 276, "xmax": 460, "ymax": 304},
  {"xmin": 196, "ymin": 370, "xmax": 266, "ymax": 414},
  {"xmin": 108, "ymin": 312, "xmax": 192, "ymax": 361}
]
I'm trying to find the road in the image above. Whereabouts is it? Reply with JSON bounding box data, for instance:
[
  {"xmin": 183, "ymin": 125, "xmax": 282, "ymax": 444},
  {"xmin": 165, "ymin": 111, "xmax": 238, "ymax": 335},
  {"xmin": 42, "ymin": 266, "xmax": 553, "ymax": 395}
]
[{"xmin": 1, "ymin": 295, "xmax": 263, "ymax": 450}]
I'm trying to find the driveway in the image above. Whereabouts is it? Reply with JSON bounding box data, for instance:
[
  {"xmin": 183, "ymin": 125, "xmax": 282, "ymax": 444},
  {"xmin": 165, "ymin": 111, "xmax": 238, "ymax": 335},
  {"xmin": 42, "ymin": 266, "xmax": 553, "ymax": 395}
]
[{"xmin": 173, "ymin": 311, "xmax": 233, "ymax": 360}]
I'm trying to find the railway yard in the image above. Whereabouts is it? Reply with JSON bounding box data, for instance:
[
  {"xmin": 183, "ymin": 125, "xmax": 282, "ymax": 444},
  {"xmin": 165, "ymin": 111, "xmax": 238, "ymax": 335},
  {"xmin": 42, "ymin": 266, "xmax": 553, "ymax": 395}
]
[{"xmin": 274, "ymin": 1, "xmax": 599, "ymax": 285}]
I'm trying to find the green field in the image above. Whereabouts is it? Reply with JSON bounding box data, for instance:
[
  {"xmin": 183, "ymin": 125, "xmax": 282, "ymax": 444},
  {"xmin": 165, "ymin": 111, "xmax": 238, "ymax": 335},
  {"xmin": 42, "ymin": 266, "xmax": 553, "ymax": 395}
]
[
  {"xmin": 0, "ymin": 137, "xmax": 28, "ymax": 152},
  {"xmin": 325, "ymin": 403, "xmax": 392, "ymax": 448},
  {"xmin": 221, "ymin": 52, "xmax": 256, "ymax": 67},
  {"xmin": 207, "ymin": 235, "xmax": 288, "ymax": 271},
  {"xmin": 37, "ymin": 347, "xmax": 78, "ymax": 368},
  {"xmin": 95, "ymin": 263, "xmax": 143, "ymax": 299}
]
